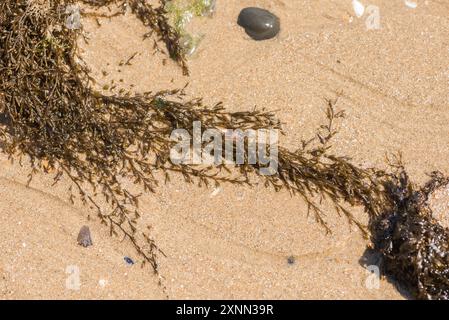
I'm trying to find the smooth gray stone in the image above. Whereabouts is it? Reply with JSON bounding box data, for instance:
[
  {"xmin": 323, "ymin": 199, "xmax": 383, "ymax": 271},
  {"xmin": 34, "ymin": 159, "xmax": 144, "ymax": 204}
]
[
  {"xmin": 237, "ymin": 7, "xmax": 280, "ymax": 41},
  {"xmin": 77, "ymin": 225, "xmax": 93, "ymax": 247}
]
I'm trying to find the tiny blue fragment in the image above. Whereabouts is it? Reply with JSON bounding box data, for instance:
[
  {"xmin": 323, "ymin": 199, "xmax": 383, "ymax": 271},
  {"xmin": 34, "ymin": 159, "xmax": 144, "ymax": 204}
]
[{"xmin": 124, "ymin": 256, "xmax": 134, "ymax": 265}]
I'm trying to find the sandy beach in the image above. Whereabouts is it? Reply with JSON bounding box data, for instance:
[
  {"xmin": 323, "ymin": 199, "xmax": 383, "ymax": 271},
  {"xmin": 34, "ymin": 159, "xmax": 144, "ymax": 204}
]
[{"xmin": 1, "ymin": 0, "xmax": 448, "ymax": 299}]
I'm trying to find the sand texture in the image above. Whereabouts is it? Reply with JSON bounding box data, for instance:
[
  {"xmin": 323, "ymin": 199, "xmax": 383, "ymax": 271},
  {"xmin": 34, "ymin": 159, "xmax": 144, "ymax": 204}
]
[{"xmin": 1, "ymin": 0, "xmax": 448, "ymax": 299}]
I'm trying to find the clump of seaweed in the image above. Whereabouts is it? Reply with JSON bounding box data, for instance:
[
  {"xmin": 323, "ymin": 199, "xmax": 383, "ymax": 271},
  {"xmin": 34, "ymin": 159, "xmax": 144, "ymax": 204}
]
[
  {"xmin": 370, "ymin": 168, "xmax": 449, "ymax": 300},
  {"xmin": 0, "ymin": 0, "xmax": 280, "ymax": 274},
  {"xmin": 1, "ymin": 0, "xmax": 448, "ymax": 300}
]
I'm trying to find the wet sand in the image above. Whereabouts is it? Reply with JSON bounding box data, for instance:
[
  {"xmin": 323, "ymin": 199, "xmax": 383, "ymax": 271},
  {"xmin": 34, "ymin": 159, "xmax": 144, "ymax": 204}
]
[{"xmin": 1, "ymin": 0, "xmax": 448, "ymax": 299}]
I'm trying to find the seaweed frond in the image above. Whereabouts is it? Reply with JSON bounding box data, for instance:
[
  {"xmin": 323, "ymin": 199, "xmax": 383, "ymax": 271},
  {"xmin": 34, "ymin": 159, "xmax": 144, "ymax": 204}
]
[{"xmin": 82, "ymin": 0, "xmax": 189, "ymax": 74}]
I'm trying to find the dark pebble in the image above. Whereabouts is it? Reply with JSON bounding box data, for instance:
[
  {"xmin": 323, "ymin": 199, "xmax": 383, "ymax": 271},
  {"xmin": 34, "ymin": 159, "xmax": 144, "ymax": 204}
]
[
  {"xmin": 124, "ymin": 256, "xmax": 135, "ymax": 265},
  {"xmin": 237, "ymin": 7, "xmax": 280, "ymax": 41},
  {"xmin": 287, "ymin": 256, "xmax": 295, "ymax": 265},
  {"xmin": 77, "ymin": 225, "xmax": 93, "ymax": 247}
]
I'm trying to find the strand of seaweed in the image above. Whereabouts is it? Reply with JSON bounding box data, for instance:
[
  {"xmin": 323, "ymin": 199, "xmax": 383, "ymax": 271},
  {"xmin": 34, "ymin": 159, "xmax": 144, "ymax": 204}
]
[
  {"xmin": 81, "ymin": 0, "xmax": 189, "ymax": 74},
  {"xmin": 1, "ymin": 0, "xmax": 448, "ymax": 299}
]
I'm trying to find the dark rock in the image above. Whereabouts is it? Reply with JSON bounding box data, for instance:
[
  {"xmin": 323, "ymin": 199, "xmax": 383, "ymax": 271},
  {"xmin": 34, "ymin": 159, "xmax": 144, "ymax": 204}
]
[
  {"xmin": 237, "ymin": 7, "xmax": 280, "ymax": 41},
  {"xmin": 77, "ymin": 225, "xmax": 93, "ymax": 247},
  {"xmin": 287, "ymin": 256, "xmax": 295, "ymax": 265},
  {"xmin": 124, "ymin": 256, "xmax": 135, "ymax": 265}
]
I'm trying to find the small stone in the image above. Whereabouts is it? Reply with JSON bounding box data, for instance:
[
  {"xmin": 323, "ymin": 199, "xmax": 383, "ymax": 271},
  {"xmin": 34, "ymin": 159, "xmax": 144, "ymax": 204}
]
[
  {"xmin": 352, "ymin": 0, "xmax": 365, "ymax": 18},
  {"xmin": 210, "ymin": 186, "xmax": 222, "ymax": 197},
  {"xmin": 287, "ymin": 256, "xmax": 295, "ymax": 265},
  {"xmin": 98, "ymin": 279, "xmax": 107, "ymax": 288},
  {"xmin": 237, "ymin": 7, "xmax": 280, "ymax": 41},
  {"xmin": 124, "ymin": 256, "xmax": 134, "ymax": 265},
  {"xmin": 77, "ymin": 225, "xmax": 93, "ymax": 247},
  {"xmin": 405, "ymin": 1, "xmax": 418, "ymax": 9}
]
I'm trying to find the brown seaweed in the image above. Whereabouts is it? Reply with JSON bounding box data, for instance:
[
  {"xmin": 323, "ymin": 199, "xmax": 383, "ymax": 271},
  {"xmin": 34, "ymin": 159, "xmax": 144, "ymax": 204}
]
[
  {"xmin": 369, "ymin": 170, "xmax": 449, "ymax": 300},
  {"xmin": 82, "ymin": 0, "xmax": 189, "ymax": 74},
  {"xmin": 0, "ymin": 0, "xmax": 281, "ymax": 275}
]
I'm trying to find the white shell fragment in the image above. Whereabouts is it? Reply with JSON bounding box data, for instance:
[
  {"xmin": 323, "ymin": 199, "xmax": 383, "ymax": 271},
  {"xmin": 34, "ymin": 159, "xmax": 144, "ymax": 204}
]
[
  {"xmin": 210, "ymin": 187, "xmax": 222, "ymax": 197},
  {"xmin": 352, "ymin": 0, "xmax": 365, "ymax": 18},
  {"xmin": 404, "ymin": 1, "xmax": 418, "ymax": 9}
]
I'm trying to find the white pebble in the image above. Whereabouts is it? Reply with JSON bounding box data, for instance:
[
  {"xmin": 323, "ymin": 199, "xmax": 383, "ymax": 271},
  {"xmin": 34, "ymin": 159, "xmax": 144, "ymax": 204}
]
[
  {"xmin": 405, "ymin": 1, "xmax": 418, "ymax": 9},
  {"xmin": 352, "ymin": 0, "xmax": 365, "ymax": 18},
  {"xmin": 98, "ymin": 279, "xmax": 108, "ymax": 287},
  {"xmin": 210, "ymin": 187, "xmax": 222, "ymax": 197}
]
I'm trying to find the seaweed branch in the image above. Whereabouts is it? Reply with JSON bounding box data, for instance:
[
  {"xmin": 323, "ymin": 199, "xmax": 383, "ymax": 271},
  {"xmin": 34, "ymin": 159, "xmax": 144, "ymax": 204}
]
[
  {"xmin": 0, "ymin": 0, "xmax": 279, "ymax": 274},
  {"xmin": 81, "ymin": 0, "xmax": 189, "ymax": 74}
]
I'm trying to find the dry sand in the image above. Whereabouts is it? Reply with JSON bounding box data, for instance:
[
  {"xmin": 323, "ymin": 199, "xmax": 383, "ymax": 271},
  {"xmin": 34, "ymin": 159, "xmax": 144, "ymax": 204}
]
[{"xmin": 1, "ymin": 0, "xmax": 448, "ymax": 299}]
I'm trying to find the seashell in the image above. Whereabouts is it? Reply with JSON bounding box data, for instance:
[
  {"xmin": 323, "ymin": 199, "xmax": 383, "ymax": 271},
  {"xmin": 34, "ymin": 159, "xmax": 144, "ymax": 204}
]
[
  {"xmin": 352, "ymin": 0, "xmax": 365, "ymax": 18},
  {"xmin": 210, "ymin": 186, "xmax": 222, "ymax": 197},
  {"xmin": 404, "ymin": 1, "xmax": 418, "ymax": 9},
  {"xmin": 98, "ymin": 279, "xmax": 107, "ymax": 288}
]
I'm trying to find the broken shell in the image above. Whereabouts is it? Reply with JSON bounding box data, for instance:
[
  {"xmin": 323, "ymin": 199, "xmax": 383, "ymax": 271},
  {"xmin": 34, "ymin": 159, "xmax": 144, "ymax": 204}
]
[
  {"xmin": 352, "ymin": 0, "xmax": 365, "ymax": 18},
  {"xmin": 404, "ymin": 1, "xmax": 418, "ymax": 9}
]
